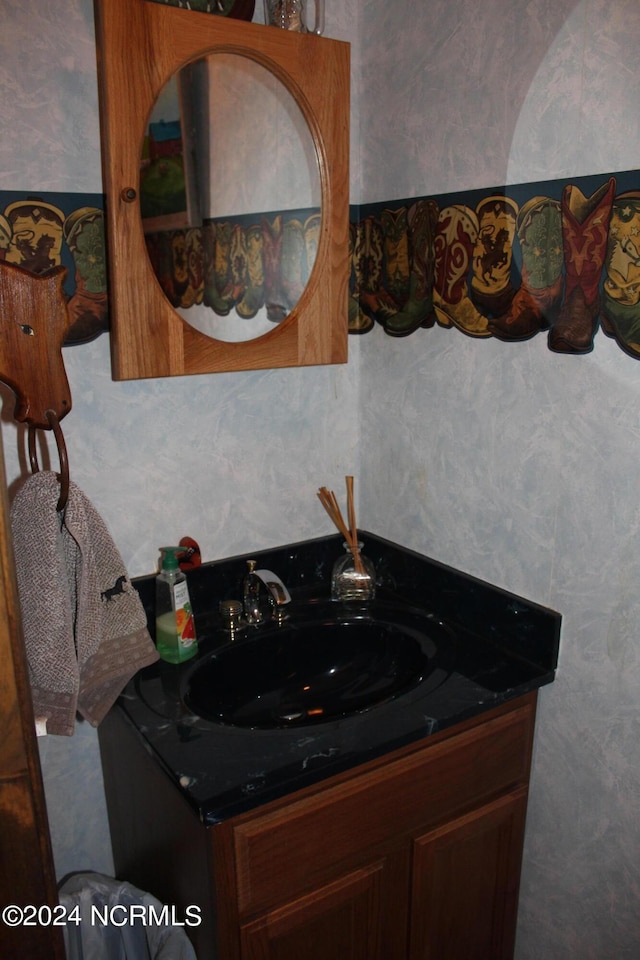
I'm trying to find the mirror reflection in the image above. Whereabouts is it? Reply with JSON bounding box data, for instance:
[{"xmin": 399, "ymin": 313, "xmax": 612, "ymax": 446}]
[{"xmin": 141, "ymin": 52, "xmax": 321, "ymax": 342}]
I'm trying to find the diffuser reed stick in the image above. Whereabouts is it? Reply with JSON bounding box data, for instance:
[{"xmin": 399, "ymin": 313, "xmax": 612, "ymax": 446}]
[{"xmin": 317, "ymin": 477, "xmax": 364, "ymax": 573}]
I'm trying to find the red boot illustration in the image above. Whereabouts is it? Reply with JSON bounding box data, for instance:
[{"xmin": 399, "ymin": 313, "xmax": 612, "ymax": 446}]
[{"xmin": 548, "ymin": 177, "xmax": 615, "ymax": 354}]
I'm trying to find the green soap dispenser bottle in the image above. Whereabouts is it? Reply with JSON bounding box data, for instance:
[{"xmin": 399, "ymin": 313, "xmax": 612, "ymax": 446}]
[{"xmin": 156, "ymin": 547, "xmax": 198, "ymax": 664}]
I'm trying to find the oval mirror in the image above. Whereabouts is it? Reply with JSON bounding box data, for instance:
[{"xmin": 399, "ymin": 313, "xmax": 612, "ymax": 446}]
[
  {"xmin": 94, "ymin": 0, "xmax": 349, "ymax": 379},
  {"xmin": 140, "ymin": 53, "xmax": 321, "ymax": 343}
]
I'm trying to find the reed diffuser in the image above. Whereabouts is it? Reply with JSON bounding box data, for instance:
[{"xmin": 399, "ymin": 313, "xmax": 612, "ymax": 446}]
[{"xmin": 317, "ymin": 477, "xmax": 376, "ymax": 601}]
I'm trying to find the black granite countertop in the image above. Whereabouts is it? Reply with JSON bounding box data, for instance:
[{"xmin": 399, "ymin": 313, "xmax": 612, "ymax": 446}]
[{"xmin": 114, "ymin": 532, "xmax": 561, "ymax": 825}]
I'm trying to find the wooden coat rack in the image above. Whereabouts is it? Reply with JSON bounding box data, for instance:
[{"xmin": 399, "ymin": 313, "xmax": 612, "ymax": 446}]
[{"xmin": 0, "ymin": 260, "xmax": 73, "ymax": 510}]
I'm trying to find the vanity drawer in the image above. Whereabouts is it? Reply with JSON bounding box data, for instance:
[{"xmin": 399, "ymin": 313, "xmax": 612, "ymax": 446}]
[{"xmin": 231, "ymin": 696, "xmax": 535, "ymax": 916}]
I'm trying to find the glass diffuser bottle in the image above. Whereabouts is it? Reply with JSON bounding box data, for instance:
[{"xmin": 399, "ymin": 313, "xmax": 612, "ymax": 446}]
[{"xmin": 331, "ymin": 541, "xmax": 376, "ymax": 601}]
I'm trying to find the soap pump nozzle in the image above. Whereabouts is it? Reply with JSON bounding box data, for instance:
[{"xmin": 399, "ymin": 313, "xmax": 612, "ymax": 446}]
[{"xmin": 159, "ymin": 546, "xmax": 185, "ymax": 571}]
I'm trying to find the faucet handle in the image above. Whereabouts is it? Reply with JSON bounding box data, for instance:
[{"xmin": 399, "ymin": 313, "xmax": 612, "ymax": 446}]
[
  {"xmin": 220, "ymin": 599, "xmax": 243, "ymax": 639},
  {"xmin": 220, "ymin": 599, "xmax": 242, "ymax": 620}
]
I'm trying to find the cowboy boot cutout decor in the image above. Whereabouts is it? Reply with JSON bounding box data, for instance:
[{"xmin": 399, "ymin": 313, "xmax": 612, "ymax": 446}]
[
  {"xmin": 471, "ymin": 196, "xmax": 518, "ymax": 318},
  {"xmin": 601, "ymin": 190, "xmax": 640, "ymax": 358},
  {"xmin": 548, "ymin": 177, "xmax": 615, "ymax": 354},
  {"xmin": 0, "ymin": 214, "xmax": 11, "ymax": 260},
  {"xmin": 384, "ymin": 199, "xmax": 438, "ymax": 337},
  {"xmin": 169, "ymin": 230, "xmax": 191, "ymax": 309},
  {"xmin": 202, "ymin": 220, "xmax": 218, "ymax": 311},
  {"xmin": 349, "ymin": 220, "xmax": 373, "ymax": 334},
  {"xmin": 236, "ymin": 223, "xmax": 265, "ymax": 319},
  {"xmin": 359, "ymin": 216, "xmax": 399, "ymax": 326},
  {"xmin": 63, "ymin": 206, "xmax": 109, "ymax": 345},
  {"xmin": 262, "ymin": 215, "xmax": 287, "ymax": 322},
  {"xmin": 489, "ymin": 196, "xmax": 563, "ymax": 341},
  {"xmin": 381, "ymin": 206, "xmax": 411, "ymax": 309},
  {"xmin": 304, "ymin": 213, "xmax": 321, "ymax": 281},
  {"xmin": 433, "ymin": 204, "xmax": 490, "ymax": 336},
  {"xmin": 181, "ymin": 227, "xmax": 204, "ymax": 309},
  {"xmin": 203, "ymin": 220, "xmax": 235, "ymax": 315},
  {"xmin": 224, "ymin": 223, "xmax": 248, "ymax": 313},
  {"xmin": 4, "ymin": 198, "xmax": 65, "ymax": 274},
  {"xmin": 281, "ymin": 218, "xmax": 306, "ymax": 311},
  {"xmin": 145, "ymin": 232, "xmax": 177, "ymax": 306}
]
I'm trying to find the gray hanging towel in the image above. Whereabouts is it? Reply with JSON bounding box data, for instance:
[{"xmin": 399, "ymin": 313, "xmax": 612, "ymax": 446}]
[{"xmin": 10, "ymin": 471, "xmax": 158, "ymax": 736}]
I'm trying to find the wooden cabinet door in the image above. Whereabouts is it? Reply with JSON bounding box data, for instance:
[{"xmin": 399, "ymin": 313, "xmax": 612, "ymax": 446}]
[
  {"xmin": 409, "ymin": 787, "xmax": 529, "ymax": 960},
  {"xmin": 240, "ymin": 861, "xmax": 385, "ymax": 960}
]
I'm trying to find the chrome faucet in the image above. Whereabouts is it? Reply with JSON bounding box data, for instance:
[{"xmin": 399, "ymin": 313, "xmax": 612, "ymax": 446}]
[{"xmin": 243, "ymin": 561, "xmax": 291, "ymax": 625}]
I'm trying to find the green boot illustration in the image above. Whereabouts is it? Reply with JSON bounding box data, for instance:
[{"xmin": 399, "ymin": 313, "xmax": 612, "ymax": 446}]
[
  {"xmin": 63, "ymin": 206, "xmax": 109, "ymax": 345},
  {"xmin": 601, "ymin": 190, "xmax": 640, "ymax": 358},
  {"xmin": 489, "ymin": 196, "xmax": 563, "ymax": 341},
  {"xmin": 236, "ymin": 224, "xmax": 265, "ymax": 319},
  {"xmin": 203, "ymin": 220, "xmax": 234, "ymax": 316},
  {"xmin": 384, "ymin": 199, "xmax": 438, "ymax": 337},
  {"xmin": 381, "ymin": 206, "xmax": 411, "ymax": 309}
]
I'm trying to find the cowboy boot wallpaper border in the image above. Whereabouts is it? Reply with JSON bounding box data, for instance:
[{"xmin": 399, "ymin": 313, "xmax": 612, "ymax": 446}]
[
  {"xmin": 5, "ymin": 166, "xmax": 640, "ymax": 360},
  {"xmin": 354, "ymin": 167, "xmax": 640, "ymax": 359}
]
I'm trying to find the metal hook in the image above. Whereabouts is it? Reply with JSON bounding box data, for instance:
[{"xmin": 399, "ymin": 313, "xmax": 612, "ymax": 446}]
[{"xmin": 27, "ymin": 409, "xmax": 70, "ymax": 512}]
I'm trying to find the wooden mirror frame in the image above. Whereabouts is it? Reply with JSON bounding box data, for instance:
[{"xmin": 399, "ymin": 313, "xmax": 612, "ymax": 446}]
[{"xmin": 94, "ymin": 0, "xmax": 350, "ymax": 379}]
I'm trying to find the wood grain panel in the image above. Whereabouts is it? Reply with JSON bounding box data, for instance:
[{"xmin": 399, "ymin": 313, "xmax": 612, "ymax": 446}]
[{"xmin": 233, "ymin": 701, "xmax": 535, "ymax": 915}]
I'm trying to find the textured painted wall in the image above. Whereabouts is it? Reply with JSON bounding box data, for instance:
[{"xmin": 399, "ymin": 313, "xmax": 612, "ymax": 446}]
[
  {"xmin": 358, "ymin": 1, "xmax": 640, "ymax": 957},
  {"xmin": 0, "ymin": 0, "xmax": 361, "ymax": 881}
]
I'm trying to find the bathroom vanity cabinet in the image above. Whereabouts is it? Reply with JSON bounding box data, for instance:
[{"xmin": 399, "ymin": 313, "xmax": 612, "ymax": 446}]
[
  {"xmin": 100, "ymin": 690, "xmax": 537, "ymax": 960},
  {"xmin": 101, "ymin": 533, "xmax": 559, "ymax": 959}
]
